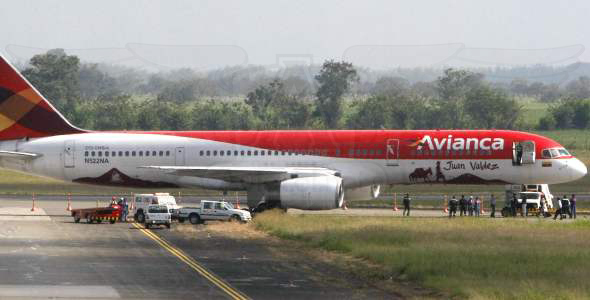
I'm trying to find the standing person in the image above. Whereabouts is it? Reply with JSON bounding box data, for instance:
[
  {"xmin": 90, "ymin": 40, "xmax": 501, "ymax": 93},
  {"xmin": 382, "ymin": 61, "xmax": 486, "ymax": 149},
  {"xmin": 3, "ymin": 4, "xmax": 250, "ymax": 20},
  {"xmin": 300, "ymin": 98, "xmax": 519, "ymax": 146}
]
[
  {"xmin": 403, "ymin": 193, "xmax": 411, "ymax": 217},
  {"xmin": 122, "ymin": 198, "xmax": 129, "ymax": 222},
  {"xmin": 554, "ymin": 197, "xmax": 563, "ymax": 220},
  {"xmin": 512, "ymin": 194, "xmax": 518, "ymax": 217},
  {"xmin": 475, "ymin": 197, "xmax": 481, "ymax": 217},
  {"xmin": 490, "ymin": 194, "xmax": 496, "ymax": 218},
  {"xmin": 449, "ymin": 195, "xmax": 458, "ymax": 218},
  {"xmin": 562, "ymin": 195, "xmax": 572, "ymax": 219},
  {"xmin": 468, "ymin": 196, "xmax": 474, "ymax": 216},
  {"xmin": 570, "ymin": 194, "xmax": 577, "ymax": 219},
  {"xmin": 540, "ymin": 195, "xmax": 548, "ymax": 218},
  {"xmin": 459, "ymin": 195, "xmax": 467, "ymax": 216},
  {"xmin": 521, "ymin": 196, "xmax": 527, "ymax": 217}
]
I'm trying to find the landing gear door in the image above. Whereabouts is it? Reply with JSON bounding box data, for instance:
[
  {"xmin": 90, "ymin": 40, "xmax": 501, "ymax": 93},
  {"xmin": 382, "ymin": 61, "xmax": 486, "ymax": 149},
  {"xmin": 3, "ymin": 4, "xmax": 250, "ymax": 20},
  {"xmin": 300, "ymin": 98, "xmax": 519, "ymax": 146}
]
[
  {"xmin": 386, "ymin": 139, "xmax": 399, "ymax": 166},
  {"xmin": 64, "ymin": 140, "xmax": 75, "ymax": 168}
]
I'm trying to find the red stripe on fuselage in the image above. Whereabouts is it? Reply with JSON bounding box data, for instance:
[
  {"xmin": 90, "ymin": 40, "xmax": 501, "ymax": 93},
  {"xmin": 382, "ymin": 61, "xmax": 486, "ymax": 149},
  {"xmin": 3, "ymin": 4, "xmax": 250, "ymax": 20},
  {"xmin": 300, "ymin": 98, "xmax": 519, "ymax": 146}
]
[{"xmin": 107, "ymin": 130, "xmax": 563, "ymax": 160}]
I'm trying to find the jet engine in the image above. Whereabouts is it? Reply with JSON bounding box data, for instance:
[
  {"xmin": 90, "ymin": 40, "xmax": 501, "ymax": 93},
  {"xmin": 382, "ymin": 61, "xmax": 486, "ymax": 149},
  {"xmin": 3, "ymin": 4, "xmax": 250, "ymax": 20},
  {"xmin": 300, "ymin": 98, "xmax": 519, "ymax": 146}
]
[
  {"xmin": 344, "ymin": 185, "xmax": 381, "ymax": 201},
  {"xmin": 279, "ymin": 176, "xmax": 344, "ymax": 210}
]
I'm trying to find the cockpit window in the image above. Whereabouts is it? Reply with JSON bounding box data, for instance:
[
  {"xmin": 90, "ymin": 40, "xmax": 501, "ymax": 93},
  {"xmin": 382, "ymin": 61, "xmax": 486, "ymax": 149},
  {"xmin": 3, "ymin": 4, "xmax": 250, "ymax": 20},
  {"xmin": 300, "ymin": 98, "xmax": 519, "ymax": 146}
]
[{"xmin": 543, "ymin": 148, "xmax": 571, "ymax": 158}]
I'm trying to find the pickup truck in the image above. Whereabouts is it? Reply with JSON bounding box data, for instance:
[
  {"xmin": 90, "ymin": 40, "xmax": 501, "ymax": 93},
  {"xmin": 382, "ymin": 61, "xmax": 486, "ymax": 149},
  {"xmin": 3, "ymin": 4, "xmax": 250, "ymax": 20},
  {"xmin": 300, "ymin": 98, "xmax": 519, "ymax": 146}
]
[
  {"xmin": 144, "ymin": 205, "xmax": 172, "ymax": 229},
  {"xmin": 177, "ymin": 200, "xmax": 252, "ymax": 224}
]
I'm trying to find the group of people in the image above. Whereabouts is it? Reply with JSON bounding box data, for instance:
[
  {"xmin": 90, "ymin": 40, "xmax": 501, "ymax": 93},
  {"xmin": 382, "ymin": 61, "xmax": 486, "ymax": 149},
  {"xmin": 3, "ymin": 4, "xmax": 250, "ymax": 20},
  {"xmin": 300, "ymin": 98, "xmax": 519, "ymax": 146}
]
[
  {"xmin": 448, "ymin": 194, "xmax": 496, "ymax": 218},
  {"xmin": 553, "ymin": 194, "xmax": 577, "ymax": 220},
  {"xmin": 402, "ymin": 193, "xmax": 497, "ymax": 218}
]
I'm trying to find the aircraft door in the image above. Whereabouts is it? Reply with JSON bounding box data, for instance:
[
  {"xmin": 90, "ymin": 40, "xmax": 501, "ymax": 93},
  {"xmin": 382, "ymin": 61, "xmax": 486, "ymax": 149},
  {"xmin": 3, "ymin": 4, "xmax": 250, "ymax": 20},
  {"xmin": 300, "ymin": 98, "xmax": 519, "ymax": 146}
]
[
  {"xmin": 175, "ymin": 147, "xmax": 185, "ymax": 166},
  {"xmin": 386, "ymin": 139, "xmax": 399, "ymax": 166},
  {"xmin": 64, "ymin": 140, "xmax": 75, "ymax": 168},
  {"xmin": 513, "ymin": 141, "xmax": 535, "ymax": 165}
]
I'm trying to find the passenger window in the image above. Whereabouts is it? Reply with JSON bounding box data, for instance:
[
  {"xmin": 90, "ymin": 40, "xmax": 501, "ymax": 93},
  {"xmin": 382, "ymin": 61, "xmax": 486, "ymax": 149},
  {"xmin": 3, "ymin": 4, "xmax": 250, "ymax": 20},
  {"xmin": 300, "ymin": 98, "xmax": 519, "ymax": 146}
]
[
  {"xmin": 220, "ymin": 150, "xmax": 224, "ymax": 156},
  {"xmin": 112, "ymin": 151, "xmax": 116, "ymax": 157},
  {"xmin": 377, "ymin": 149, "xmax": 382, "ymax": 155},
  {"xmin": 199, "ymin": 150, "xmax": 203, "ymax": 156},
  {"xmin": 165, "ymin": 151, "xmax": 170, "ymax": 156},
  {"xmin": 98, "ymin": 151, "xmax": 102, "ymax": 157},
  {"xmin": 348, "ymin": 149, "xmax": 354, "ymax": 156},
  {"xmin": 369, "ymin": 149, "xmax": 375, "ymax": 155},
  {"xmin": 105, "ymin": 151, "xmax": 109, "ymax": 157},
  {"xmin": 362, "ymin": 149, "xmax": 368, "ymax": 155},
  {"xmin": 125, "ymin": 151, "xmax": 130, "ymax": 157},
  {"xmin": 119, "ymin": 151, "xmax": 123, "ymax": 156},
  {"xmin": 234, "ymin": 150, "xmax": 238, "ymax": 156},
  {"xmin": 336, "ymin": 149, "xmax": 341, "ymax": 156},
  {"xmin": 275, "ymin": 150, "xmax": 279, "ymax": 156},
  {"xmin": 240, "ymin": 150, "xmax": 245, "ymax": 156},
  {"xmin": 227, "ymin": 150, "xmax": 231, "ymax": 156},
  {"xmin": 247, "ymin": 151, "xmax": 251, "ymax": 156},
  {"xmin": 145, "ymin": 151, "xmax": 149, "ymax": 157},
  {"xmin": 268, "ymin": 150, "xmax": 272, "ymax": 155},
  {"xmin": 261, "ymin": 150, "xmax": 265, "ymax": 156},
  {"xmin": 206, "ymin": 150, "xmax": 210, "ymax": 156},
  {"xmin": 159, "ymin": 151, "xmax": 163, "ymax": 156},
  {"xmin": 214, "ymin": 203, "xmax": 222, "ymax": 210},
  {"xmin": 152, "ymin": 151, "xmax": 156, "ymax": 156},
  {"xmin": 213, "ymin": 150, "xmax": 217, "ymax": 156},
  {"xmin": 91, "ymin": 151, "xmax": 95, "ymax": 157},
  {"xmin": 139, "ymin": 151, "xmax": 143, "ymax": 156},
  {"xmin": 132, "ymin": 151, "xmax": 136, "ymax": 157},
  {"xmin": 254, "ymin": 150, "xmax": 258, "ymax": 156},
  {"xmin": 85, "ymin": 151, "xmax": 89, "ymax": 157},
  {"xmin": 203, "ymin": 202, "xmax": 212, "ymax": 209}
]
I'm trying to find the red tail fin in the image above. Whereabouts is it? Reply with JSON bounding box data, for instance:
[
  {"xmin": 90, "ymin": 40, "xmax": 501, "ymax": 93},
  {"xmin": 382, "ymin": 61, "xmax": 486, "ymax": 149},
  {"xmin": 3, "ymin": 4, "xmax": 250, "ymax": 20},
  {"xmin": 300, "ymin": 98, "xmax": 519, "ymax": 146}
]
[{"xmin": 0, "ymin": 55, "xmax": 83, "ymax": 140}]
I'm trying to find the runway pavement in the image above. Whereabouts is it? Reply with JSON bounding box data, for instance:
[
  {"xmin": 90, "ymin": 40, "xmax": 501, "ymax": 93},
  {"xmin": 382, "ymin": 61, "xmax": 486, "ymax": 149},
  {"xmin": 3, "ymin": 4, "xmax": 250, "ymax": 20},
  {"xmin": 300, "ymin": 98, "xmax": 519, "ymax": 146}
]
[{"xmin": 0, "ymin": 197, "xmax": 396, "ymax": 299}]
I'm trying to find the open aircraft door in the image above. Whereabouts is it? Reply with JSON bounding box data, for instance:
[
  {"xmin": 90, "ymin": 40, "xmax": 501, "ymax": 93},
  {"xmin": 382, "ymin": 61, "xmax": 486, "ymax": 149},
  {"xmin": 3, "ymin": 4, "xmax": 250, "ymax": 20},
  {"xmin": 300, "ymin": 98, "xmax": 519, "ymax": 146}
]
[
  {"xmin": 513, "ymin": 141, "xmax": 535, "ymax": 165},
  {"xmin": 386, "ymin": 139, "xmax": 399, "ymax": 166}
]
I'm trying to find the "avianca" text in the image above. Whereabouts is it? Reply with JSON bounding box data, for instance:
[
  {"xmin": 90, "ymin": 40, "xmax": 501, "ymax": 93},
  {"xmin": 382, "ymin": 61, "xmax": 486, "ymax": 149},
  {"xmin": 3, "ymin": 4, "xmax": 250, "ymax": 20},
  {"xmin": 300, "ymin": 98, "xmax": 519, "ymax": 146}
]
[{"xmin": 418, "ymin": 135, "xmax": 504, "ymax": 151}]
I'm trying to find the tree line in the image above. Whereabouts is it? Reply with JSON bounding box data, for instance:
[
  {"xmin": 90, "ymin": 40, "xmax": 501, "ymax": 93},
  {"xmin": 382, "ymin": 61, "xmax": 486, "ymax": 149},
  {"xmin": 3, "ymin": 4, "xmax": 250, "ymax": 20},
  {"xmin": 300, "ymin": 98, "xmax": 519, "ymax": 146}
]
[{"xmin": 19, "ymin": 49, "xmax": 590, "ymax": 131}]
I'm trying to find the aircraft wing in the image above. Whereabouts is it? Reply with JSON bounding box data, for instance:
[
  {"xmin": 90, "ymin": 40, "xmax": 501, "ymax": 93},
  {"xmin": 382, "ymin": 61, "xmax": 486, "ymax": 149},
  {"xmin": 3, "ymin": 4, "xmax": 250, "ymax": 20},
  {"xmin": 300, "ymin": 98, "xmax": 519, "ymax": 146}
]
[
  {"xmin": 139, "ymin": 166, "xmax": 339, "ymax": 183},
  {"xmin": 0, "ymin": 150, "xmax": 41, "ymax": 159}
]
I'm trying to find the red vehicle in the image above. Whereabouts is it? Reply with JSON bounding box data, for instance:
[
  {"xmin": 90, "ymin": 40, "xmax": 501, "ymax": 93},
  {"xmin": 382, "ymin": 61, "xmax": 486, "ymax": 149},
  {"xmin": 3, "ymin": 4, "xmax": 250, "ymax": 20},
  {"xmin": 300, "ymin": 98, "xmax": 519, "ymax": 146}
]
[{"xmin": 71, "ymin": 204, "xmax": 121, "ymax": 224}]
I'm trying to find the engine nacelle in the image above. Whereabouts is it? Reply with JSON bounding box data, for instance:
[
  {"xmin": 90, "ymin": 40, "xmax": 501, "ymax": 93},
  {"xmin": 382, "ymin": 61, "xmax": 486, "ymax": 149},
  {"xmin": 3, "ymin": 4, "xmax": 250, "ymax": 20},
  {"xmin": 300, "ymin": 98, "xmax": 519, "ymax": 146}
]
[
  {"xmin": 280, "ymin": 176, "xmax": 344, "ymax": 210},
  {"xmin": 344, "ymin": 185, "xmax": 381, "ymax": 201}
]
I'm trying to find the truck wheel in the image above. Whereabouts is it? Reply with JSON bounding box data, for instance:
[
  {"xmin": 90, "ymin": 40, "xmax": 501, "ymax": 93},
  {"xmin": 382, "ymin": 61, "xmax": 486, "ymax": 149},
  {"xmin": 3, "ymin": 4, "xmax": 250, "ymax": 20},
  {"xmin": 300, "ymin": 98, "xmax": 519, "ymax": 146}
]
[
  {"xmin": 137, "ymin": 211, "xmax": 145, "ymax": 223},
  {"xmin": 96, "ymin": 219, "xmax": 102, "ymax": 224},
  {"xmin": 145, "ymin": 223, "xmax": 151, "ymax": 229},
  {"xmin": 189, "ymin": 213, "xmax": 200, "ymax": 225},
  {"xmin": 109, "ymin": 219, "xmax": 116, "ymax": 224},
  {"xmin": 166, "ymin": 223, "xmax": 171, "ymax": 229},
  {"xmin": 74, "ymin": 214, "xmax": 81, "ymax": 223},
  {"xmin": 230, "ymin": 215, "xmax": 241, "ymax": 222},
  {"xmin": 178, "ymin": 218, "xmax": 185, "ymax": 223}
]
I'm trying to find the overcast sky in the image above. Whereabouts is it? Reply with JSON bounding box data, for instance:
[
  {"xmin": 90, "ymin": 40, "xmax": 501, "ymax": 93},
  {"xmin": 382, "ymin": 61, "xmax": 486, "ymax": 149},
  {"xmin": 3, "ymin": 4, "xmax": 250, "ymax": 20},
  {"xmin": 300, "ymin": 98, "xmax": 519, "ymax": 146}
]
[{"xmin": 1, "ymin": 0, "xmax": 588, "ymax": 70}]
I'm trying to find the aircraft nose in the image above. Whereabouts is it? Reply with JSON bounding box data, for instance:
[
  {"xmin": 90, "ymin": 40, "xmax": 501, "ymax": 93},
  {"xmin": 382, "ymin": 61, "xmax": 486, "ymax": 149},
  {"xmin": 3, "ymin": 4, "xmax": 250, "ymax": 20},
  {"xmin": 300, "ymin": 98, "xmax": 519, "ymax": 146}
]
[{"xmin": 570, "ymin": 158, "xmax": 588, "ymax": 180}]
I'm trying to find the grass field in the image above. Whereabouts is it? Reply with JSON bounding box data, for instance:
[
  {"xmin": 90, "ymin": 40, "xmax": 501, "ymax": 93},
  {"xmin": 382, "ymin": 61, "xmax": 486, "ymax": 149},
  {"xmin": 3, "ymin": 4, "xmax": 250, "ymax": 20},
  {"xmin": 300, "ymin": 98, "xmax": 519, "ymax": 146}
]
[{"xmin": 255, "ymin": 211, "xmax": 590, "ymax": 299}]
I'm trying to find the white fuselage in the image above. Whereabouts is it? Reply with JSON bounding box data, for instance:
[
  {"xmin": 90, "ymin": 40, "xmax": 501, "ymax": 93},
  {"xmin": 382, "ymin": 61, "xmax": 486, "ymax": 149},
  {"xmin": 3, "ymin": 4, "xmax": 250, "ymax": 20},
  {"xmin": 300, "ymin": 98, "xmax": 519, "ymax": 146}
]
[{"xmin": 0, "ymin": 133, "xmax": 584, "ymax": 190}]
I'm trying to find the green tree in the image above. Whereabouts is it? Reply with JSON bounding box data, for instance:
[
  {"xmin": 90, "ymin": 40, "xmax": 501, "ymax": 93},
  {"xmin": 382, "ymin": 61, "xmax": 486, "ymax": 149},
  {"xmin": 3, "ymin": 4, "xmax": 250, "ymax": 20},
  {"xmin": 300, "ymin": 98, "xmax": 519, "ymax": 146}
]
[
  {"xmin": 22, "ymin": 49, "xmax": 80, "ymax": 113},
  {"xmin": 314, "ymin": 60, "xmax": 358, "ymax": 128},
  {"xmin": 464, "ymin": 86, "xmax": 522, "ymax": 129},
  {"xmin": 435, "ymin": 68, "xmax": 484, "ymax": 128}
]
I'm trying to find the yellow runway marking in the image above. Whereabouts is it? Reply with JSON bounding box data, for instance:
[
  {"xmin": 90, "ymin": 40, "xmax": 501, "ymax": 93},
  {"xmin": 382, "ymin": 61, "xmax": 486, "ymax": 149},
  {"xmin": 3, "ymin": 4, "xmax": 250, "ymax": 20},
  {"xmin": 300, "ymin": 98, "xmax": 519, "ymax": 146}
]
[{"xmin": 132, "ymin": 223, "xmax": 249, "ymax": 300}]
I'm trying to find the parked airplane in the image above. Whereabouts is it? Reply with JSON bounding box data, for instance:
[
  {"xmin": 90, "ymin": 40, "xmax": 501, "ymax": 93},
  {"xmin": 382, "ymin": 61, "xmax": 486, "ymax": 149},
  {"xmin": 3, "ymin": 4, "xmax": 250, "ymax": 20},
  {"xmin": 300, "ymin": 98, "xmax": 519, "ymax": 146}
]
[{"xmin": 0, "ymin": 55, "xmax": 585, "ymax": 211}]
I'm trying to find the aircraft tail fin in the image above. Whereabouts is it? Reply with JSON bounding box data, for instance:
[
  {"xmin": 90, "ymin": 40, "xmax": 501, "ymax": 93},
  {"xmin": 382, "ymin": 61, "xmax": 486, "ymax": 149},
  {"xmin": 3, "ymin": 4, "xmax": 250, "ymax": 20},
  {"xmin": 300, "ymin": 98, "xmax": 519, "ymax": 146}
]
[{"xmin": 0, "ymin": 55, "xmax": 83, "ymax": 140}]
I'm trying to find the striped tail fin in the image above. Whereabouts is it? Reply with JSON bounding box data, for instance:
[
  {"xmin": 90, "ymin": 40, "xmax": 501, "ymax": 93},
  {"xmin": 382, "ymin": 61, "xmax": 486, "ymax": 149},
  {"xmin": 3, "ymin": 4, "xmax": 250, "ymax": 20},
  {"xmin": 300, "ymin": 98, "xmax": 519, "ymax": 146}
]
[{"xmin": 0, "ymin": 55, "xmax": 83, "ymax": 140}]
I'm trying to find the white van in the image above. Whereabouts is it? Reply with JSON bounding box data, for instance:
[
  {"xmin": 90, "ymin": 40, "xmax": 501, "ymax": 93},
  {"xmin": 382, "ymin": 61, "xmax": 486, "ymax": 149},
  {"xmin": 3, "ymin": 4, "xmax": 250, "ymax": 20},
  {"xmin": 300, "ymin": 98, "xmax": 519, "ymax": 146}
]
[{"xmin": 132, "ymin": 193, "xmax": 179, "ymax": 223}]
